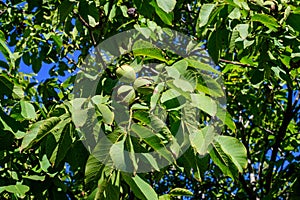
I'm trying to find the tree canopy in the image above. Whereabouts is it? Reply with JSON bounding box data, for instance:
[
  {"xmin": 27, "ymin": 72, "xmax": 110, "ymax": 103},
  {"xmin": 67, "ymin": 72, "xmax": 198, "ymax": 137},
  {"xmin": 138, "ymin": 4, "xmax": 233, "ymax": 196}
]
[{"xmin": 0, "ymin": 0, "xmax": 299, "ymax": 199}]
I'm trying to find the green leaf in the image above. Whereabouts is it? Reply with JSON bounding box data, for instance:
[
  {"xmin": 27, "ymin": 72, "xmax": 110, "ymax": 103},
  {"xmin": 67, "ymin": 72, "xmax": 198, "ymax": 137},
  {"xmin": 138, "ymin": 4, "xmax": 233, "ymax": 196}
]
[
  {"xmin": 0, "ymin": 30, "xmax": 15, "ymax": 69},
  {"xmin": 58, "ymin": 0, "xmax": 74, "ymax": 23},
  {"xmin": 50, "ymin": 123, "xmax": 73, "ymax": 167},
  {"xmin": 133, "ymin": 40, "xmax": 169, "ymax": 63},
  {"xmin": 190, "ymin": 94, "xmax": 217, "ymax": 116},
  {"xmin": 209, "ymin": 136, "xmax": 247, "ymax": 180},
  {"xmin": 96, "ymin": 104, "xmax": 114, "ymax": 125},
  {"xmin": 190, "ymin": 126, "xmax": 215, "ymax": 156},
  {"xmin": 0, "ymin": 73, "xmax": 14, "ymax": 98},
  {"xmin": 123, "ymin": 174, "xmax": 158, "ymax": 200},
  {"xmin": 0, "ymin": 184, "xmax": 29, "ymax": 198},
  {"xmin": 22, "ymin": 175, "xmax": 46, "ymax": 181},
  {"xmin": 51, "ymin": 35, "xmax": 63, "ymax": 49},
  {"xmin": 252, "ymin": 14, "xmax": 279, "ymax": 31},
  {"xmin": 160, "ymin": 89, "xmax": 181, "ymax": 103},
  {"xmin": 287, "ymin": 14, "xmax": 300, "ymax": 32},
  {"xmin": 131, "ymin": 124, "xmax": 174, "ymax": 163},
  {"xmin": 0, "ymin": 117, "xmax": 14, "ymax": 133},
  {"xmin": 215, "ymin": 107, "xmax": 236, "ymax": 132},
  {"xmin": 235, "ymin": 24, "xmax": 249, "ymax": 40},
  {"xmin": 159, "ymin": 194, "xmax": 171, "ymax": 200},
  {"xmin": 196, "ymin": 75, "xmax": 224, "ymax": 98},
  {"xmin": 12, "ymin": 85, "xmax": 24, "ymax": 99},
  {"xmin": 85, "ymin": 142, "xmax": 111, "ymax": 187},
  {"xmin": 150, "ymin": 82, "xmax": 165, "ymax": 111},
  {"xmin": 228, "ymin": 7, "xmax": 241, "ymax": 19},
  {"xmin": 216, "ymin": 136, "xmax": 247, "ymax": 171},
  {"xmin": 169, "ymin": 188, "xmax": 193, "ymax": 197},
  {"xmin": 40, "ymin": 154, "xmax": 51, "ymax": 172},
  {"xmin": 198, "ymin": 4, "xmax": 216, "ymax": 28},
  {"xmin": 172, "ymin": 59, "xmax": 188, "ymax": 74},
  {"xmin": 108, "ymin": 4, "xmax": 117, "ymax": 21},
  {"xmin": 207, "ymin": 31, "xmax": 220, "ymax": 63},
  {"xmin": 20, "ymin": 100, "xmax": 36, "ymax": 120},
  {"xmin": 20, "ymin": 121, "xmax": 44, "ymax": 150},
  {"xmin": 110, "ymin": 139, "xmax": 128, "ymax": 170},
  {"xmin": 185, "ymin": 58, "xmax": 220, "ymax": 74},
  {"xmin": 21, "ymin": 117, "xmax": 62, "ymax": 150},
  {"xmin": 156, "ymin": 0, "xmax": 176, "ymax": 13},
  {"xmin": 150, "ymin": 1, "xmax": 174, "ymax": 25},
  {"xmin": 173, "ymin": 78, "xmax": 194, "ymax": 92}
]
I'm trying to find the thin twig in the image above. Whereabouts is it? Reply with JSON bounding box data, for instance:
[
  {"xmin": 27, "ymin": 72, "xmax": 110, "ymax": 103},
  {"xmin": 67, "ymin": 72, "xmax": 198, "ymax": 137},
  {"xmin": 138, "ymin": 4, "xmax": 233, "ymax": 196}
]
[{"xmin": 219, "ymin": 58, "xmax": 254, "ymax": 68}]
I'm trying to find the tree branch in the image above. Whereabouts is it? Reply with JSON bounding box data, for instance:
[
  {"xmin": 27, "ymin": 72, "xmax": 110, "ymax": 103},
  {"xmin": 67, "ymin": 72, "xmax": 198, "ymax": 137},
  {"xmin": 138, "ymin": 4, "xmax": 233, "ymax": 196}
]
[{"xmin": 265, "ymin": 83, "xmax": 294, "ymax": 193}]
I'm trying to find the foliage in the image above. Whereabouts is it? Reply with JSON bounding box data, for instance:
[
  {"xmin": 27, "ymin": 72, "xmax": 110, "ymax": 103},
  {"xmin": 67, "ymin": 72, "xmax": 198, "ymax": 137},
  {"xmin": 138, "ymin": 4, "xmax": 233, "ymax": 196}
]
[{"xmin": 0, "ymin": 0, "xmax": 299, "ymax": 199}]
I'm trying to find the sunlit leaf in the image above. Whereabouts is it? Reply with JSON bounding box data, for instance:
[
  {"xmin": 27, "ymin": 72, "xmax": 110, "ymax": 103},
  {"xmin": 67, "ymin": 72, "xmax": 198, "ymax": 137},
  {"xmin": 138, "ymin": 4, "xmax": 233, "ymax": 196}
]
[
  {"xmin": 20, "ymin": 100, "xmax": 36, "ymax": 120},
  {"xmin": 190, "ymin": 93, "xmax": 217, "ymax": 116},
  {"xmin": 156, "ymin": 0, "xmax": 176, "ymax": 13},
  {"xmin": 198, "ymin": 4, "xmax": 215, "ymax": 27}
]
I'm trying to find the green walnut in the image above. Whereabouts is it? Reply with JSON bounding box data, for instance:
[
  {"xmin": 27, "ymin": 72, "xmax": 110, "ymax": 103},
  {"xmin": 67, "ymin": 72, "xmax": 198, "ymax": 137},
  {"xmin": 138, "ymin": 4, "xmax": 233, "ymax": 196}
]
[
  {"xmin": 116, "ymin": 64, "xmax": 136, "ymax": 83},
  {"xmin": 133, "ymin": 77, "xmax": 154, "ymax": 94}
]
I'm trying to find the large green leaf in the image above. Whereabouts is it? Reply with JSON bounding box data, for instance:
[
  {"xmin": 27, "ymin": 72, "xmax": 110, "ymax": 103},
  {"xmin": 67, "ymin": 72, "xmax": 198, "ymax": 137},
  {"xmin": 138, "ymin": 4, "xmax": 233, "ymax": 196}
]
[
  {"xmin": 190, "ymin": 93, "xmax": 217, "ymax": 116},
  {"xmin": 215, "ymin": 136, "xmax": 247, "ymax": 172},
  {"xmin": 49, "ymin": 123, "xmax": 73, "ymax": 167},
  {"xmin": 215, "ymin": 107, "xmax": 236, "ymax": 132},
  {"xmin": 123, "ymin": 174, "xmax": 158, "ymax": 200},
  {"xmin": 131, "ymin": 124, "xmax": 175, "ymax": 164},
  {"xmin": 173, "ymin": 78, "xmax": 194, "ymax": 92},
  {"xmin": 85, "ymin": 133, "xmax": 119, "ymax": 187},
  {"xmin": 0, "ymin": 108, "xmax": 14, "ymax": 133},
  {"xmin": 20, "ymin": 117, "xmax": 63, "ymax": 151},
  {"xmin": 209, "ymin": 136, "xmax": 247, "ymax": 180},
  {"xmin": 110, "ymin": 139, "xmax": 129, "ymax": 171}
]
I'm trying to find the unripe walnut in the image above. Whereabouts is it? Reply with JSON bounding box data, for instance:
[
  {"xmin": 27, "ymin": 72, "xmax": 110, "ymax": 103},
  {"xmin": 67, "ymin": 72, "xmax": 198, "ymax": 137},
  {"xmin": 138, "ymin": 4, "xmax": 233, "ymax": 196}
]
[{"xmin": 116, "ymin": 64, "xmax": 136, "ymax": 83}]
